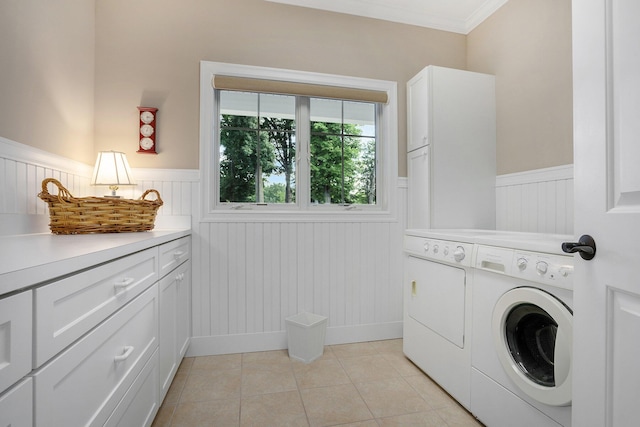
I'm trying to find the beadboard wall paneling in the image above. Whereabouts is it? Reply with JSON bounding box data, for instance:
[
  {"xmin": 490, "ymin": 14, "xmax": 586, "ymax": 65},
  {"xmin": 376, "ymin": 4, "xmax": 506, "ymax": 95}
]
[
  {"xmin": 188, "ymin": 181, "xmax": 408, "ymax": 356},
  {"xmin": 495, "ymin": 165, "xmax": 574, "ymax": 234},
  {"xmin": 0, "ymin": 138, "xmax": 196, "ymax": 234}
]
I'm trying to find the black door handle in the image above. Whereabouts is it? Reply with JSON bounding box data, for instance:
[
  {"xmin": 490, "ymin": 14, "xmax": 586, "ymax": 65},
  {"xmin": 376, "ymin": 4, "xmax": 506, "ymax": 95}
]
[{"xmin": 562, "ymin": 235, "xmax": 596, "ymax": 260}]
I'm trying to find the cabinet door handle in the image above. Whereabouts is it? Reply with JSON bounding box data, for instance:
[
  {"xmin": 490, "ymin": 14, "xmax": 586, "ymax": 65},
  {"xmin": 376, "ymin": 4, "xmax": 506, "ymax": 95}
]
[
  {"xmin": 114, "ymin": 277, "xmax": 135, "ymax": 290},
  {"xmin": 173, "ymin": 250, "xmax": 185, "ymax": 259},
  {"xmin": 114, "ymin": 346, "xmax": 134, "ymax": 362},
  {"xmin": 411, "ymin": 280, "xmax": 417, "ymax": 297}
]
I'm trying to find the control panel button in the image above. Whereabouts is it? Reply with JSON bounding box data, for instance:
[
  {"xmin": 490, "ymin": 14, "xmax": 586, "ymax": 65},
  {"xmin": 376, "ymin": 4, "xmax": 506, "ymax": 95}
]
[
  {"xmin": 444, "ymin": 246, "xmax": 449, "ymax": 256},
  {"xmin": 536, "ymin": 261, "xmax": 549, "ymax": 275},
  {"xmin": 559, "ymin": 266, "xmax": 572, "ymax": 278}
]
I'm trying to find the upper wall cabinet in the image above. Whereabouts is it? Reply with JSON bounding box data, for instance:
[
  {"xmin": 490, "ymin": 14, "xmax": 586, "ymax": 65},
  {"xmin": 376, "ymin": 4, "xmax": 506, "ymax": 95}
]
[{"xmin": 406, "ymin": 66, "xmax": 497, "ymax": 229}]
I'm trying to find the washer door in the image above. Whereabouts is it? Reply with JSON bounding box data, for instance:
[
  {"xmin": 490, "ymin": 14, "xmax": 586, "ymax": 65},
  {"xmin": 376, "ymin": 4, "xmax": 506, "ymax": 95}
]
[{"xmin": 492, "ymin": 287, "xmax": 572, "ymax": 406}]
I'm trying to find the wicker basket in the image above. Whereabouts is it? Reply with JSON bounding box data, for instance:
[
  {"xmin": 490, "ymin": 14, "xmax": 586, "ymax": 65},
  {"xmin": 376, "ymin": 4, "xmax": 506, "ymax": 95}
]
[{"xmin": 38, "ymin": 178, "xmax": 163, "ymax": 235}]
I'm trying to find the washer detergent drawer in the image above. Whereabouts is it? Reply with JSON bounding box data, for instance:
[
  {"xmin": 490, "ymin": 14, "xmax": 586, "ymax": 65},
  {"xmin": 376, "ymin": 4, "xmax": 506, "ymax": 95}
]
[{"xmin": 406, "ymin": 256, "xmax": 466, "ymax": 348}]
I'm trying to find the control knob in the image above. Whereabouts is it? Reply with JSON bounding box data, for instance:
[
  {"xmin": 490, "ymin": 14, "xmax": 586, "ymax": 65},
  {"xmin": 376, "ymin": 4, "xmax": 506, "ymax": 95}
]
[
  {"xmin": 433, "ymin": 245, "xmax": 439, "ymax": 254},
  {"xmin": 423, "ymin": 242, "xmax": 429, "ymax": 252},
  {"xmin": 536, "ymin": 261, "xmax": 549, "ymax": 276},
  {"xmin": 516, "ymin": 258, "xmax": 528, "ymax": 271},
  {"xmin": 444, "ymin": 246, "xmax": 449, "ymax": 256},
  {"xmin": 453, "ymin": 246, "xmax": 465, "ymax": 262}
]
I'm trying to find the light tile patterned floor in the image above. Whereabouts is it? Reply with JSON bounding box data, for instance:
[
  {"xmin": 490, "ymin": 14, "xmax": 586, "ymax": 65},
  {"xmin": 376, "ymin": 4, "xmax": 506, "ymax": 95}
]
[{"xmin": 152, "ymin": 339, "xmax": 484, "ymax": 427}]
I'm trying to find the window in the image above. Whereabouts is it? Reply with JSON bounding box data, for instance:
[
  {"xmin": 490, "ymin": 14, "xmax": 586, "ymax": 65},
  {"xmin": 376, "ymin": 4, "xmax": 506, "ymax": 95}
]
[
  {"xmin": 200, "ymin": 62, "xmax": 398, "ymax": 221},
  {"xmin": 310, "ymin": 98, "xmax": 376, "ymax": 205},
  {"xmin": 219, "ymin": 91, "xmax": 296, "ymax": 204}
]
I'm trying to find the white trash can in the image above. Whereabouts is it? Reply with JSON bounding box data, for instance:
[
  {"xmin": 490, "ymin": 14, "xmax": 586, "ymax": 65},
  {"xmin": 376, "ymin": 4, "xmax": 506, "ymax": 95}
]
[{"xmin": 285, "ymin": 312, "xmax": 328, "ymax": 363}]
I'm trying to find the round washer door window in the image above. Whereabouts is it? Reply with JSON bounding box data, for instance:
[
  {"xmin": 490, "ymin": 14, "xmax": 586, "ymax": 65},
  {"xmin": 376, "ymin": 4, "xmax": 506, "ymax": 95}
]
[{"xmin": 492, "ymin": 287, "xmax": 573, "ymax": 406}]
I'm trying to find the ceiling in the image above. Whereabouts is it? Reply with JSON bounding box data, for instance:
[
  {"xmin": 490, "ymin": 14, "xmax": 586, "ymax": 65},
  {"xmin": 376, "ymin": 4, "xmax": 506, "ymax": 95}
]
[{"xmin": 265, "ymin": 0, "xmax": 510, "ymax": 34}]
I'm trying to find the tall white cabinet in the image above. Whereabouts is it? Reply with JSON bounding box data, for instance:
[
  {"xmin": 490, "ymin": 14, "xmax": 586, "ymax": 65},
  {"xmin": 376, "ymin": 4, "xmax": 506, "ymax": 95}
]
[{"xmin": 407, "ymin": 65, "xmax": 496, "ymax": 229}]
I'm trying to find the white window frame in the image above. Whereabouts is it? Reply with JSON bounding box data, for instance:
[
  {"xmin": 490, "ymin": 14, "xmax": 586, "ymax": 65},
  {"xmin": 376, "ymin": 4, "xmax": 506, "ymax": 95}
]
[{"xmin": 199, "ymin": 61, "xmax": 398, "ymax": 222}]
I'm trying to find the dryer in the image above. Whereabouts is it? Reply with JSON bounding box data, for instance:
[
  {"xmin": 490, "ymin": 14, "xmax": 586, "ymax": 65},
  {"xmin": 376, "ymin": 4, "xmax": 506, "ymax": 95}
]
[
  {"xmin": 403, "ymin": 229, "xmax": 484, "ymax": 410},
  {"xmin": 470, "ymin": 233, "xmax": 575, "ymax": 427}
]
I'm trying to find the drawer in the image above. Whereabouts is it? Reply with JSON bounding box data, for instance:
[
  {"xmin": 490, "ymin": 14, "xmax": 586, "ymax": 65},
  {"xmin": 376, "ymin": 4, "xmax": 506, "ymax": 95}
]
[
  {"xmin": 159, "ymin": 236, "xmax": 191, "ymax": 279},
  {"xmin": 0, "ymin": 291, "xmax": 32, "ymax": 392},
  {"xmin": 34, "ymin": 247, "xmax": 158, "ymax": 367},
  {"xmin": 105, "ymin": 350, "xmax": 159, "ymax": 427},
  {"xmin": 33, "ymin": 284, "xmax": 158, "ymax": 427},
  {"xmin": 0, "ymin": 377, "xmax": 33, "ymax": 427}
]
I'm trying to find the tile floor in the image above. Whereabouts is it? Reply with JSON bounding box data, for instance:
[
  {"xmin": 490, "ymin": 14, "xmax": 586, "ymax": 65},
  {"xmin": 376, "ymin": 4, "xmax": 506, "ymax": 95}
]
[{"xmin": 151, "ymin": 339, "xmax": 484, "ymax": 427}]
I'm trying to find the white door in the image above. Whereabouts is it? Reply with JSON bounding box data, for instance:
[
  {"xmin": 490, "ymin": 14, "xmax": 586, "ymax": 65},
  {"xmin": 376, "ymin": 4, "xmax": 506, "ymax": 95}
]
[{"xmin": 572, "ymin": 0, "xmax": 640, "ymax": 425}]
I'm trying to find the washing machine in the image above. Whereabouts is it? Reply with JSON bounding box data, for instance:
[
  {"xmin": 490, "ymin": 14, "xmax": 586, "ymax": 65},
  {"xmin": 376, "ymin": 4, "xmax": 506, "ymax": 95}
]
[
  {"xmin": 470, "ymin": 233, "xmax": 575, "ymax": 427},
  {"xmin": 403, "ymin": 229, "xmax": 491, "ymax": 410}
]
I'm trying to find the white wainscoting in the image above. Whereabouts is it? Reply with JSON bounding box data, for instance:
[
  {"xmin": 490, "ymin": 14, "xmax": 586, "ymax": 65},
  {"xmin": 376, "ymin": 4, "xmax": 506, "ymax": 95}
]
[
  {"xmin": 0, "ymin": 137, "xmax": 196, "ymax": 234},
  {"xmin": 188, "ymin": 197, "xmax": 407, "ymax": 356},
  {"xmin": 495, "ymin": 165, "xmax": 574, "ymax": 235}
]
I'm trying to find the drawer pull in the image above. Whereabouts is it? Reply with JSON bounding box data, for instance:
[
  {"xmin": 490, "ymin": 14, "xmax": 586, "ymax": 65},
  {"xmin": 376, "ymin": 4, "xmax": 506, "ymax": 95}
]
[
  {"xmin": 114, "ymin": 277, "xmax": 135, "ymax": 290},
  {"xmin": 173, "ymin": 250, "xmax": 185, "ymax": 259},
  {"xmin": 114, "ymin": 346, "xmax": 134, "ymax": 362}
]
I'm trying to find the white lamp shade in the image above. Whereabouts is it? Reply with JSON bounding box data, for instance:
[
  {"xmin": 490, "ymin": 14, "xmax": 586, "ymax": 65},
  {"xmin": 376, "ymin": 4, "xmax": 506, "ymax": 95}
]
[{"xmin": 91, "ymin": 151, "xmax": 135, "ymax": 186}]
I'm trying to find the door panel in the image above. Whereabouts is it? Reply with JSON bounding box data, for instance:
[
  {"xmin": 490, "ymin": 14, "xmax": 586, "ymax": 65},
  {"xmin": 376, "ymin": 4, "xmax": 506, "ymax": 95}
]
[
  {"xmin": 406, "ymin": 256, "xmax": 466, "ymax": 348},
  {"xmin": 572, "ymin": 0, "xmax": 640, "ymax": 425}
]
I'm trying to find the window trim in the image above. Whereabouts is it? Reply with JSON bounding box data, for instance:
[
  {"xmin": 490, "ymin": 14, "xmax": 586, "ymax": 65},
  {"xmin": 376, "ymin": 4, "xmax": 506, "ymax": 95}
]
[{"xmin": 199, "ymin": 61, "xmax": 398, "ymax": 222}]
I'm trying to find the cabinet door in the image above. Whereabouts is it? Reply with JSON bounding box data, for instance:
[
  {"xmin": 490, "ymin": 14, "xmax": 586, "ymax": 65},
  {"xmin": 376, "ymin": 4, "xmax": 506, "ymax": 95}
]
[
  {"xmin": 407, "ymin": 145, "xmax": 430, "ymax": 229},
  {"xmin": 159, "ymin": 260, "xmax": 191, "ymax": 401},
  {"xmin": 177, "ymin": 260, "xmax": 192, "ymax": 359},
  {"xmin": 407, "ymin": 68, "xmax": 431, "ymax": 152},
  {"xmin": 0, "ymin": 291, "xmax": 31, "ymax": 392},
  {"xmin": 0, "ymin": 378, "xmax": 32, "ymax": 427},
  {"xmin": 158, "ymin": 270, "xmax": 177, "ymax": 401}
]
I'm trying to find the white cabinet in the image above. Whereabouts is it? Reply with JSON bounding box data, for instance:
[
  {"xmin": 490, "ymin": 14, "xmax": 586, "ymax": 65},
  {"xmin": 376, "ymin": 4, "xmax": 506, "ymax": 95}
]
[
  {"xmin": 406, "ymin": 65, "xmax": 496, "ymax": 229},
  {"xmin": 105, "ymin": 351, "xmax": 159, "ymax": 427},
  {"xmin": 0, "ymin": 230, "xmax": 190, "ymax": 427},
  {"xmin": 0, "ymin": 378, "xmax": 33, "ymax": 427},
  {"xmin": 34, "ymin": 247, "xmax": 158, "ymax": 367},
  {"xmin": 0, "ymin": 291, "xmax": 32, "ymax": 393},
  {"xmin": 158, "ymin": 236, "xmax": 192, "ymax": 401},
  {"xmin": 0, "ymin": 290, "xmax": 32, "ymax": 427},
  {"xmin": 159, "ymin": 235, "xmax": 191, "ymax": 278},
  {"xmin": 33, "ymin": 284, "xmax": 159, "ymax": 427}
]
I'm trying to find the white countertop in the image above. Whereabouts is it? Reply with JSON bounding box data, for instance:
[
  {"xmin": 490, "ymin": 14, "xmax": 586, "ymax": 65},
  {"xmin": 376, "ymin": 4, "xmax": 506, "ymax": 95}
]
[{"xmin": 0, "ymin": 229, "xmax": 191, "ymax": 296}]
